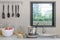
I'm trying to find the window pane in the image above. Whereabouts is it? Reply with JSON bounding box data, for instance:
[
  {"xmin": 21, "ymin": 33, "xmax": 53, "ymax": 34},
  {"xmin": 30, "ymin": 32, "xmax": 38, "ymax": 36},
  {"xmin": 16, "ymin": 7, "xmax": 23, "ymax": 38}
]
[{"xmin": 33, "ymin": 3, "xmax": 52, "ymax": 25}]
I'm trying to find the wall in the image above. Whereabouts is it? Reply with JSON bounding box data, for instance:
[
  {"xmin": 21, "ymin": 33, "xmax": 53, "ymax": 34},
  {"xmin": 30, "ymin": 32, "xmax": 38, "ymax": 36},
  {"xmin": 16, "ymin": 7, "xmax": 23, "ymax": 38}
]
[{"xmin": 0, "ymin": 0, "xmax": 59, "ymax": 35}]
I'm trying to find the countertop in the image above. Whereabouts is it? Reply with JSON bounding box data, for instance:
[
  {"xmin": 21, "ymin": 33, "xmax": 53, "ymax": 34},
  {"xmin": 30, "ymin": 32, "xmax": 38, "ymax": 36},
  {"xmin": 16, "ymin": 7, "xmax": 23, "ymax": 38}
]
[{"xmin": 0, "ymin": 35, "xmax": 60, "ymax": 40}]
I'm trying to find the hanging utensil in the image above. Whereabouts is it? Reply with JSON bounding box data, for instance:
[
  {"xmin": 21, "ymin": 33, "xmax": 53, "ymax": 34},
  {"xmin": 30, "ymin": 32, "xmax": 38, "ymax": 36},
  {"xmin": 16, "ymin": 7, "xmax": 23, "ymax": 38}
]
[
  {"xmin": 17, "ymin": 5, "xmax": 20, "ymax": 17},
  {"xmin": 12, "ymin": 5, "xmax": 14, "ymax": 17},
  {"xmin": 2, "ymin": 5, "xmax": 5, "ymax": 19},
  {"xmin": 7, "ymin": 5, "xmax": 10, "ymax": 18},
  {"xmin": 15, "ymin": 5, "xmax": 17, "ymax": 17}
]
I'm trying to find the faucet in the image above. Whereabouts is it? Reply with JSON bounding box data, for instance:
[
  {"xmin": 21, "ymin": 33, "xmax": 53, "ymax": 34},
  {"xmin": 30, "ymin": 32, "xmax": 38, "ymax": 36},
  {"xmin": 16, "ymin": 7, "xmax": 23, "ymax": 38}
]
[{"xmin": 42, "ymin": 27, "xmax": 46, "ymax": 34}]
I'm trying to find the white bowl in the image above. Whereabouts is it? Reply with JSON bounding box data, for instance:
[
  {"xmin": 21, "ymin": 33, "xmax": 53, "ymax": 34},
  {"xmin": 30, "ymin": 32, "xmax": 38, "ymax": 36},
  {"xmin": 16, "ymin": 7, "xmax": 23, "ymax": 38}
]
[{"xmin": 2, "ymin": 28, "xmax": 14, "ymax": 37}]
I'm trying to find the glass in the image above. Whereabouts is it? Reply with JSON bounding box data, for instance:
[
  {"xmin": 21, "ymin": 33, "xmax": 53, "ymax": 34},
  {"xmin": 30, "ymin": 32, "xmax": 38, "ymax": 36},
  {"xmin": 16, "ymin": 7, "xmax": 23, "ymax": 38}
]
[{"xmin": 30, "ymin": 2, "xmax": 56, "ymax": 27}]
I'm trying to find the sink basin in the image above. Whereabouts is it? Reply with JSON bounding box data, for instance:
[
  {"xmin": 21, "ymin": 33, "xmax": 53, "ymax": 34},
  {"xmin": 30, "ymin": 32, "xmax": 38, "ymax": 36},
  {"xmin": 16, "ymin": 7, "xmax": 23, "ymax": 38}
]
[
  {"xmin": 39, "ymin": 34, "xmax": 57, "ymax": 38},
  {"xmin": 26, "ymin": 34, "xmax": 57, "ymax": 38},
  {"xmin": 40, "ymin": 34, "xmax": 56, "ymax": 36}
]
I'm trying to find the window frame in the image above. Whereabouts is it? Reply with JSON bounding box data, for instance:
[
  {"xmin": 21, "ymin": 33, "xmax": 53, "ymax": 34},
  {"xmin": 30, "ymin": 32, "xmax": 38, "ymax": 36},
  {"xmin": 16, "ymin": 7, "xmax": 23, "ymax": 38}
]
[{"xmin": 30, "ymin": 1, "xmax": 56, "ymax": 27}]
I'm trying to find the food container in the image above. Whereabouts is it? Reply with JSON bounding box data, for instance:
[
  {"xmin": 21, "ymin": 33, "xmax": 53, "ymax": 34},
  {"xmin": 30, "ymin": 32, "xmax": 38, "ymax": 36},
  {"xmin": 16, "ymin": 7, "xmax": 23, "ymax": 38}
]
[
  {"xmin": 17, "ymin": 32, "xmax": 24, "ymax": 38},
  {"xmin": 2, "ymin": 27, "xmax": 14, "ymax": 37}
]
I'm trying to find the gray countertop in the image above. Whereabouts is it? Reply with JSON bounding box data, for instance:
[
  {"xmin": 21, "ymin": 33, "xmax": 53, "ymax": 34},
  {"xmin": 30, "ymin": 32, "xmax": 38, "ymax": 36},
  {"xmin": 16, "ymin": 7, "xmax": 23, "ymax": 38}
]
[{"xmin": 0, "ymin": 35, "xmax": 60, "ymax": 40}]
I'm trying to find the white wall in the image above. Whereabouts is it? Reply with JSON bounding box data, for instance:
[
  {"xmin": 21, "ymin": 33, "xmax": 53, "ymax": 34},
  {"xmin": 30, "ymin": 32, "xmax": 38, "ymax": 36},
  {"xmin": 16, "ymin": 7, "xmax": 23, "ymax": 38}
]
[{"xmin": 0, "ymin": 0, "xmax": 60, "ymax": 35}]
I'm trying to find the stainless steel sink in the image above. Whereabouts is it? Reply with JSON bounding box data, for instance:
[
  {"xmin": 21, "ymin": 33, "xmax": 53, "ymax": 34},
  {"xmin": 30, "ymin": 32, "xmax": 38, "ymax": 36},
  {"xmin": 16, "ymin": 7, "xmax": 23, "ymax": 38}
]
[
  {"xmin": 38, "ymin": 34, "xmax": 57, "ymax": 38},
  {"xmin": 26, "ymin": 33, "xmax": 57, "ymax": 38}
]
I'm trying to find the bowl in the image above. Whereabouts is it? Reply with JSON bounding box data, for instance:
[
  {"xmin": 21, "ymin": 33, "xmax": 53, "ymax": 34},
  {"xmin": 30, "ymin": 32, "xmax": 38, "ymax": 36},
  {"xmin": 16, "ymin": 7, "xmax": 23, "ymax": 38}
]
[{"xmin": 2, "ymin": 28, "xmax": 14, "ymax": 37}]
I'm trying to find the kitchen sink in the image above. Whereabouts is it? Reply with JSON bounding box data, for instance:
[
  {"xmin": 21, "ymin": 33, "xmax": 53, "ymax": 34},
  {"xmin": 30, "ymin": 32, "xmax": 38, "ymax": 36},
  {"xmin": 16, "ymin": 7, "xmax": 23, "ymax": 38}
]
[
  {"xmin": 26, "ymin": 34, "xmax": 57, "ymax": 38},
  {"xmin": 38, "ymin": 34, "xmax": 57, "ymax": 38}
]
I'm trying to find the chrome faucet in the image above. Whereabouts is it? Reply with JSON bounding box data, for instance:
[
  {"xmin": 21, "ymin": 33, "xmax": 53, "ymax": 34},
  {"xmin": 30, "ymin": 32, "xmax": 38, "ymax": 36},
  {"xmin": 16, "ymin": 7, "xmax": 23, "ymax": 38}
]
[{"xmin": 42, "ymin": 27, "xmax": 46, "ymax": 34}]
